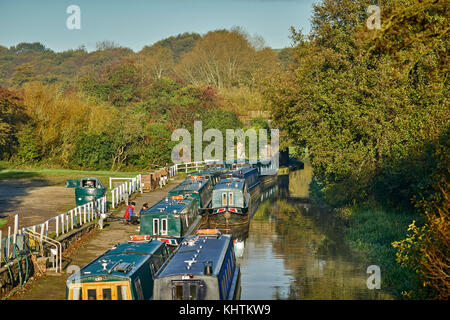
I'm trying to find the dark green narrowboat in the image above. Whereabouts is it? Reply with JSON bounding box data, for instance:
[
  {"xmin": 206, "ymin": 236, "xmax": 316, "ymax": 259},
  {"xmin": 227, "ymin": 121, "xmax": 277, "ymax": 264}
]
[
  {"xmin": 168, "ymin": 177, "xmax": 212, "ymax": 209},
  {"xmin": 66, "ymin": 236, "xmax": 169, "ymax": 300},
  {"xmin": 187, "ymin": 167, "xmax": 227, "ymax": 186},
  {"xmin": 139, "ymin": 197, "xmax": 200, "ymax": 246},
  {"xmin": 66, "ymin": 177, "xmax": 107, "ymax": 206}
]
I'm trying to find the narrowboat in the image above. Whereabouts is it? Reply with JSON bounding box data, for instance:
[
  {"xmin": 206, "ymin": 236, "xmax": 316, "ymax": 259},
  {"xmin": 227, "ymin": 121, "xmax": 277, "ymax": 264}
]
[
  {"xmin": 66, "ymin": 235, "xmax": 169, "ymax": 300},
  {"xmin": 168, "ymin": 177, "xmax": 212, "ymax": 209},
  {"xmin": 66, "ymin": 177, "xmax": 107, "ymax": 206},
  {"xmin": 187, "ymin": 167, "xmax": 227, "ymax": 186},
  {"xmin": 153, "ymin": 229, "xmax": 241, "ymax": 300},
  {"xmin": 209, "ymin": 178, "xmax": 251, "ymax": 226},
  {"xmin": 232, "ymin": 167, "xmax": 260, "ymax": 190},
  {"xmin": 139, "ymin": 197, "xmax": 200, "ymax": 246}
]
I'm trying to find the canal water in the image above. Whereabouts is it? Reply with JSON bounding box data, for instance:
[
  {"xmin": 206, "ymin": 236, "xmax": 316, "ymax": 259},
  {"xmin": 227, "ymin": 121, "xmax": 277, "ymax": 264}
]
[{"xmin": 234, "ymin": 164, "xmax": 393, "ymax": 300}]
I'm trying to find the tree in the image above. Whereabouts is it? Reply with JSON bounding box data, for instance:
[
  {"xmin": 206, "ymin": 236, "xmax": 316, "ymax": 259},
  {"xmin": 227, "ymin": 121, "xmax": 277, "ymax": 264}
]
[
  {"xmin": 176, "ymin": 29, "xmax": 277, "ymax": 89},
  {"xmin": 136, "ymin": 44, "xmax": 175, "ymax": 81},
  {"xmin": 0, "ymin": 87, "xmax": 26, "ymax": 158}
]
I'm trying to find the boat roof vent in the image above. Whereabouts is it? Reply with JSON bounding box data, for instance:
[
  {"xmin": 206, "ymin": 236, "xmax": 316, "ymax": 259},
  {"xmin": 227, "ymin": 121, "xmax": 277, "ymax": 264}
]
[{"xmin": 114, "ymin": 262, "xmax": 134, "ymax": 273}]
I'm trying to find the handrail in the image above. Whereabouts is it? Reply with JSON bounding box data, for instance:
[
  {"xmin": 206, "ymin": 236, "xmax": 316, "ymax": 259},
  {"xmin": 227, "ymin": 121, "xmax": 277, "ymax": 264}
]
[{"xmin": 23, "ymin": 229, "xmax": 62, "ymax": 273}]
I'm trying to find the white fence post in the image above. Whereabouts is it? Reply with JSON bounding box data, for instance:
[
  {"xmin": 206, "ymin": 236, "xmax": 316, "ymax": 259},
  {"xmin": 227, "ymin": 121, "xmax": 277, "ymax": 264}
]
[
  {"xmin": 56, "ymin": 216, "xmax": 59, "ymax": 237},
  {"xmin": 13, "ymin": 214, "xmax": 19, "ymax": 246}
]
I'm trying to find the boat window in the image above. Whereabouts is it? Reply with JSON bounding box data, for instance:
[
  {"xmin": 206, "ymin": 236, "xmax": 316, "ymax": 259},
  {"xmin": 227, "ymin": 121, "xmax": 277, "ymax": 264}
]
[
  {"xmin": 117, "ymin": 285, "xmax": 129, "ymax": 300},
  {"xmin": 222, "ymin": 193, "xmax": 227, "ymax": 206},
  {"xmin": 134, "ymin": 278, "xmax": 144, "ymax": 300},
  {"xmin": 72, "ymin": 287, "xmax": 81, "ymax": 300},
  {"xmin": 174, "ymin": 284, "xmax": 183, "ymax": 300},
  {"xmin": 228, "ymin": 192, "xmax": 233, "ymax": 206},
  {"xmin": 87, "ymin": 289, "xmax": 97, "ymax": 300},
  {"xmin": 153, "ymin": 219, "xmax": 159, "ymax": 235},
  {"xmin": 161, "ymin": 218, "xmax": 168, "ymax": 235},
  {"xmin": 189, "ymin": 283, "xmax": 198, "ymax": 300},
  {"xmin": 102, "ymin": 288, "xmax": 112, "ymax": 300}
]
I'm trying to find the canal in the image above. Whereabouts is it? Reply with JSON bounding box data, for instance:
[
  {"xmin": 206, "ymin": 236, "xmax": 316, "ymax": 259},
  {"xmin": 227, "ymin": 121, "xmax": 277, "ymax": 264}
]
[{"xmin": 235, "ymin": 164, "xmax": 393, "ymax": 300}]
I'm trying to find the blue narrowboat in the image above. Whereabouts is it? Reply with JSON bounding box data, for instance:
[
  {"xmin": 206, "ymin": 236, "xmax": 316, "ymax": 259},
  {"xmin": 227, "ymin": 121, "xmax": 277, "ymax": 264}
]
[
  {"xmin": 66, "ymin": 236, "xmax": 169, "ymax": 300},
  {"xmin": 153, "ymin": 229, "xmax": 241, "ymax": 300},
  {"xmin": 232, "ymin": 167, "xmax": 260, "ymax": 190},
  {"xmin": 208, "ymin": 178, "xmax": 251, "ymax": 226},
  {"xmin": 139, "ymin": 197, "xmax": 201, "ymax": 246}
]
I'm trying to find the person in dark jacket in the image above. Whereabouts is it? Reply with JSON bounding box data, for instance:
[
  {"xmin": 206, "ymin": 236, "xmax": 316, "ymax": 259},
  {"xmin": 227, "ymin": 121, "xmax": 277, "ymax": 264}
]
[{"xmin": 139, "ymin": 203, "xmax": 149, "ymax": 215}]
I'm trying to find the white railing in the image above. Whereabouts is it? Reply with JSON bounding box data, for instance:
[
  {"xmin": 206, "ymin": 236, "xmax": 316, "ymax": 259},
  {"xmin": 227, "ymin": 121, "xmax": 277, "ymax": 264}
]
[
  {"xmin": 110, "ymin": 174, "xmax": 142, "ymax": 209},
  {"xmin": 0, "ymin": 195, "xmax": 107, "ymax": 267}
]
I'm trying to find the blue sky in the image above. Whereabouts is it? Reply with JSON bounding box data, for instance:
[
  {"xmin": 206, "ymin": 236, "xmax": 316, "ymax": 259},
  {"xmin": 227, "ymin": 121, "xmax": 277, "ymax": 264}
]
[{"xmin": 0, "ymin": 0, "xmax": 317, "ymax": 52}]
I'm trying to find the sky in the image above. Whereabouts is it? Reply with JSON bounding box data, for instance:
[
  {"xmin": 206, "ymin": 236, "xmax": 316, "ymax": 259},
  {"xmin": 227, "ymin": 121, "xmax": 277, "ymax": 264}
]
[{"xmin": 0, "ymin": 0, "xmax": 317, "ymax": 52}]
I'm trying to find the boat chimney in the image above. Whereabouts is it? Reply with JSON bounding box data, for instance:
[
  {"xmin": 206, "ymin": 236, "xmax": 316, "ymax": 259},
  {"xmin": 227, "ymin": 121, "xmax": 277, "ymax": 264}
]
[{"xmin": 203, "ymin": 261, "xmax": 213, "ymax": 275}]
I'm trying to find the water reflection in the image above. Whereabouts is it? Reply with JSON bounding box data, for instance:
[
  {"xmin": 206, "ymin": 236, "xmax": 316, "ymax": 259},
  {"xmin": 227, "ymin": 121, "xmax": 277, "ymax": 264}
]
[{"xmin": 236, "ymin": 165, "xmax": 393, "ymax": 300}]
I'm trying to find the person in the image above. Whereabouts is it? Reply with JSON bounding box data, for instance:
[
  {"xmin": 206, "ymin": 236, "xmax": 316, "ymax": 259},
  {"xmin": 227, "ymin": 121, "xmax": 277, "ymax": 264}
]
[
  {"xmin": 124, "ymin": 202, "xmax": 137, "ymax": 225},
  {"xmin": 139, "ymin": 203, "xmax": 149, "ymax": 215}
]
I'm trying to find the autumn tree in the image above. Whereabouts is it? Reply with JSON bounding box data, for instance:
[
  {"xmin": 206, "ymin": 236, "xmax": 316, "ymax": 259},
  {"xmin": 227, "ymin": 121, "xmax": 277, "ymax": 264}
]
[{"xmin": 0, "ymin": 87, "xmax": 27, "ymax": 158}]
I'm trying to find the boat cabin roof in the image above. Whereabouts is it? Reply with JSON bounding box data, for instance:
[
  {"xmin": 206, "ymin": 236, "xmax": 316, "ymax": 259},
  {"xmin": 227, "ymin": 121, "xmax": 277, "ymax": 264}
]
[
  {"xmin": 213, "ymin": 178, "xmax": 245, "ymax": 191},
  {"xmin": 142, "ymin": 197, "xmax": 195, "ymax": 215},
  {"xmin": 156, "ymin": 234, "xmax": 232, "ymax": 278},
  {"xmin": 169, "ymin": 178, "xmax": 209, "ymax": 193},
  {"xmin": 67, "ymin": 240, "xmax": 164, "ymax": 282},
  {"xmin": 232, "ymin": 167, "xmax": 258, "ymax": 177}
]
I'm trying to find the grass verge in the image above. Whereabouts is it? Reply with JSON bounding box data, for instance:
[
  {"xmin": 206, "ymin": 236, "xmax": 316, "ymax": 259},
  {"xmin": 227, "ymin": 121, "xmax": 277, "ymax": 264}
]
[{"xmin": 344, "ymin": 205, "xmax": 424, "ymax": 299}]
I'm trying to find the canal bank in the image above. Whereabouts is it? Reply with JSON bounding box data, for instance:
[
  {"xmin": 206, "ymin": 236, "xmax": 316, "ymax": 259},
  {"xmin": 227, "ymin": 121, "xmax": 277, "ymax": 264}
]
[
  {"xmin": 237, "ymin": 165, "xmax": 394, "ymax": 299},
  {"xmin": 8, "ymin": 176, "xmax": 185, "ymax": 300}
]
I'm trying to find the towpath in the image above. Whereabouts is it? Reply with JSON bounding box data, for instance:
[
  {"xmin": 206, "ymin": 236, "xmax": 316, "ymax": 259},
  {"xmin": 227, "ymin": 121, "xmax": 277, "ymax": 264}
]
[{"xmin": 9, "ymin": 176, "xmax": 185, "ymax": 300}]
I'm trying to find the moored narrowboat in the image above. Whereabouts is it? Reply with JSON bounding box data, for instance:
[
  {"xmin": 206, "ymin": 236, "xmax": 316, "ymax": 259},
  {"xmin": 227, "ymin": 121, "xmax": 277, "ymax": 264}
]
[
  {"xmin": 168, "ymin": 177, "xmax": 212, "ymax": 209},
  {"xmin": 66, "ymin": 236, "xmax": 169, "ymax": 300},
  {"xmin": 139, "ymin": 197, "xmax": 200, "ymax": 246},
  {"xmin": 153, "ymin": 229, "xmax": 241, "ymax": 300},
  {"xmin": 187, "ymin": 167, "xmax": 227, "ymax": 186},
  {"xmin": 232, "ymin": 167, "xmax": 260, "ymax": 190},
  {"xmin": 209, "ymin": 178, "xmax": 250, "ymax": 226}
]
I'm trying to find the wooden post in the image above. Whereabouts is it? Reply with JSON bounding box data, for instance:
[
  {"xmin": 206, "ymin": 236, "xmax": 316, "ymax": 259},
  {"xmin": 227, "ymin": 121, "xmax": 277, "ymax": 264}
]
[
  {"xmin": 83, "ymin": 204, "xmax": 87, "ymax": 223},
  {"xmin": 0, "ymin": 230, "xmax": 2, "ymax": 266},
  {"xmin": 61, "ymin": 214, "xmax": 65, "ymax": 235},
  {"xmin": 70, "ymin": 210, "xmax": 74, "ymax": 230}
]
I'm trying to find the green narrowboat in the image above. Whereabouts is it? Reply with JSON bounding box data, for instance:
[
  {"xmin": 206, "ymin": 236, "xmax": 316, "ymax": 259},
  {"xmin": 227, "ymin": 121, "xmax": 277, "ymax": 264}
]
[
  {"xmin": 66, "ymin": 177, "xmax": 107, "ymax": 206},
  {"xmin": 139, "ymin": 197, "xmax": 200, "ymax": 246},
  {"xmin": 66, "ymin": 236, "xmax": 169, "ymax": 300},
  {"xmin": 187, "ymin": 167, "xmax": 227, "ymax": 186},
  {"xmin": 168, "ymin": 177, "xmax": 212, "ymax": 209},
  {"xmin": 209, "ymin": 178, "xmax": 251, "ymax": 226}
]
